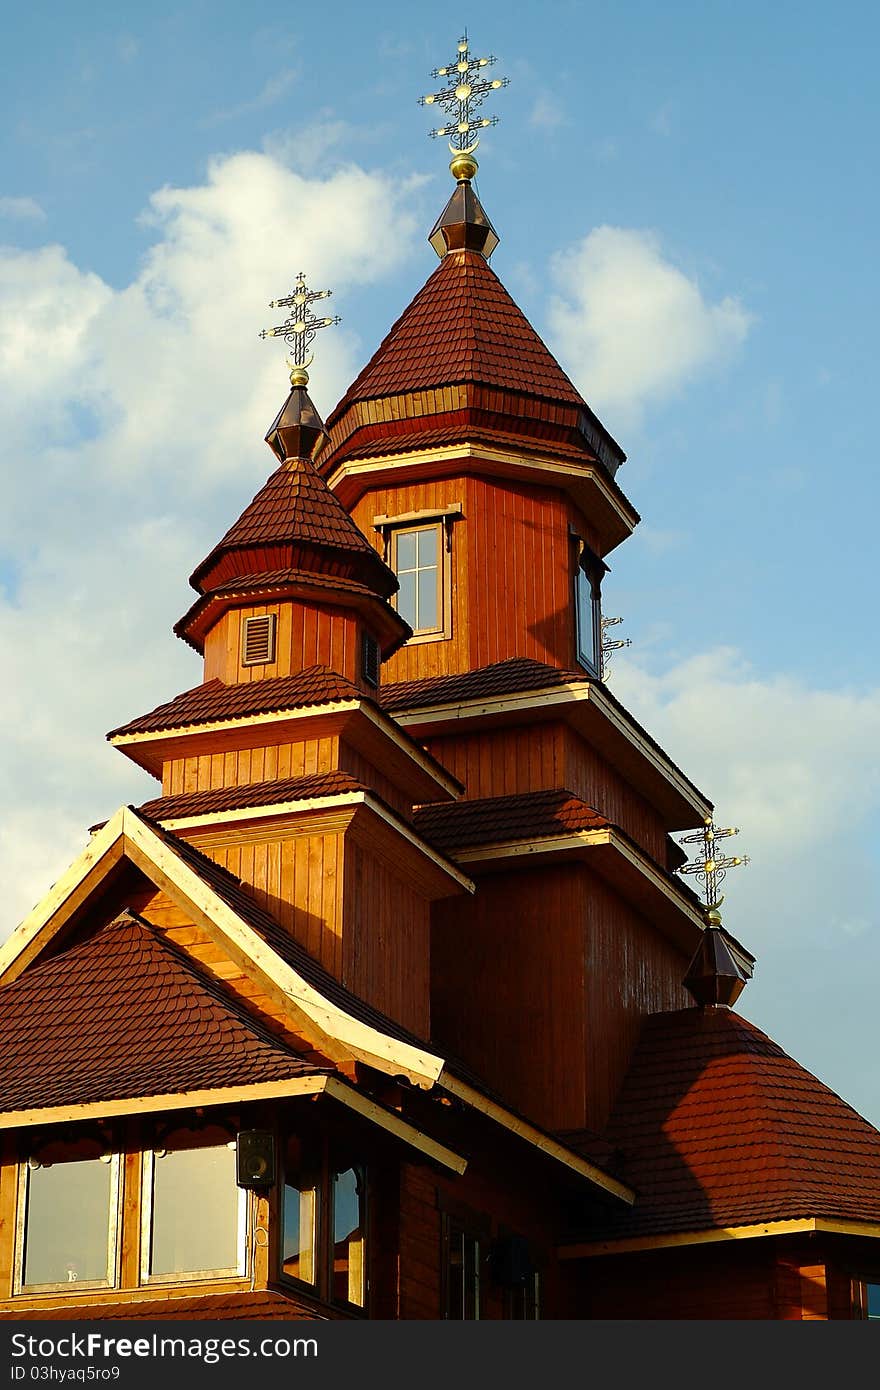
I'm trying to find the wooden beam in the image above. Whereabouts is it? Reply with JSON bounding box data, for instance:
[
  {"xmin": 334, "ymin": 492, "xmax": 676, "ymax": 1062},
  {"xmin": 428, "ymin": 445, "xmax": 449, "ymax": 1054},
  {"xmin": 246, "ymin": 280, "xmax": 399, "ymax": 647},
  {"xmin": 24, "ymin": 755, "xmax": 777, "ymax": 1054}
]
[
  {"xmin": 323, "ymin": 1078, "xmax": 467, "ymax": 1174},
  {"xmin": 439, "ymin": 1071, "xmax": 634, "ymax": 1204},
  {"xmin": 0, "ymin": 1077, "xmax": 329, "ymax": 1129},
  {"xmin": 559, "ymin": 1219, "xmax": 829, "ymax": 1258}
]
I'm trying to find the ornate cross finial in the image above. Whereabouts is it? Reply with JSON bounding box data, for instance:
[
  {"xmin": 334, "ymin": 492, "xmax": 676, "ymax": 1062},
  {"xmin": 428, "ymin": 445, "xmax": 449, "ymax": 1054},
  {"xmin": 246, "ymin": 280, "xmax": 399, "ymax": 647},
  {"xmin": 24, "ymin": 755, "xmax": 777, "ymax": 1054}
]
[
  {"xmin": 600, "ymin": 616, "xmax": 632, "ymax": 681},
  {"xmin": 679, "ymin": 818, "xmax": 750, "ymax": 925},
  {"xmin": 419, "ymin": 32, "xmax": 509, "ymax": 180},
  {"xmin": 260, "ymin": 272, "xmax": 341, "ymax": 385}
]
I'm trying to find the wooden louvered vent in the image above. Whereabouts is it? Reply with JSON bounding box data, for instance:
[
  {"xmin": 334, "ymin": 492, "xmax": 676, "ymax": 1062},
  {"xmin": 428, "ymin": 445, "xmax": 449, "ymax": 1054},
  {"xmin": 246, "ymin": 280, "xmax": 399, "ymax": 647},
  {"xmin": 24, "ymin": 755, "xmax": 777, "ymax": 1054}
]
[
  {"xmin": 241, "ymin": 614, "xmax": 277, "ymax": 666},
  {"xmin": 362, "ymin": 632, "xmax": 380, "ymax": 688}
]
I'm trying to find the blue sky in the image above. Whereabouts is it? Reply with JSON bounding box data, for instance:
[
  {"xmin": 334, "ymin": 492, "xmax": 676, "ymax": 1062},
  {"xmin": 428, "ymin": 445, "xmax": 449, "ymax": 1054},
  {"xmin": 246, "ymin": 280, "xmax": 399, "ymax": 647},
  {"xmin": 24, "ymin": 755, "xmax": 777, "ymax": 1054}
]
[{"xmin": 1, "ymin": 1, "xmax": 879, "ymax": 1122}]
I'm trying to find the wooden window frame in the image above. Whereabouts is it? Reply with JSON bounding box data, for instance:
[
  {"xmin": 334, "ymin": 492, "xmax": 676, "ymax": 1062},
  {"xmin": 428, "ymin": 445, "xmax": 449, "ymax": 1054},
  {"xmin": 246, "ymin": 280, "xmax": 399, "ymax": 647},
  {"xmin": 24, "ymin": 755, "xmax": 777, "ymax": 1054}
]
[
  {"xmin": 279, "ymin": 1135, "xmax": 370, "ymax": 1315},
  {"xmin": 571, "ymin": 530, "xmax": 608, "ymax": 678},
  {"xmin": 441, "ymin": 1208, "xmax": 487, "ymax": 1320},
  {"xmin": 139, "ymin": 1143, "xmax": 249, "ymax": 1286},
  {"xmin": 13, "ymin": 1151, "xmax": 122, "ymax": 1296},
  {"xmin": 375, "ymin": 505, "xmax": 461, "ymax": 646}
]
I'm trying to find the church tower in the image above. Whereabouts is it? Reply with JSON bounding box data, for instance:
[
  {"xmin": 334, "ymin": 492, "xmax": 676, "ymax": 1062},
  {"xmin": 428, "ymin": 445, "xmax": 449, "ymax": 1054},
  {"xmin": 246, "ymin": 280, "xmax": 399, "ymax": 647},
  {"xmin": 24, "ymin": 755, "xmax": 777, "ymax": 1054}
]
[{"xmin": 2, "ymin": 33, "xmax": 880, "ymax": 1323}]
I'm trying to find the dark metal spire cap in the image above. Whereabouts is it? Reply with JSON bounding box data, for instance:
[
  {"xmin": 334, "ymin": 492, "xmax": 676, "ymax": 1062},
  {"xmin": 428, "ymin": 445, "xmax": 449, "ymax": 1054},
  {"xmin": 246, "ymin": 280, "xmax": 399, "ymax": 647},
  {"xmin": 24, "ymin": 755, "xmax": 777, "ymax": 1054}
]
[
  {"xmin": 683, "ymin": 926, "xmax": 754, "ymax": 1008},
  {"xmin": 265, "ymin": 384, "xmax": 329, "ymax": 463},
  {"xmin": 429, "ymin": 180, "xmax": 500, "ymax": 259}
]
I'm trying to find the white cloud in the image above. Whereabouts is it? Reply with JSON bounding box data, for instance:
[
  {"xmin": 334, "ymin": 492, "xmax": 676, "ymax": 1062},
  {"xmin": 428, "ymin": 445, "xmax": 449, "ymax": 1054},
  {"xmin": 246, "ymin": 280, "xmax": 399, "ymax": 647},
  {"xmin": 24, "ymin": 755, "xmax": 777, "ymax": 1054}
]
[
  {"xmin": 0, "ymin": 197, "xmax": 46, "ymax": 222},
  {"xmin": 529, "ymin": 96, "xmax": 566, "ymax": 130},
  {"xmin": 547, "ymin": 226, "xmax": 752, "ymax": 429},
  {"xmin": 203, "ymin": 69, "xmax": 299, "ymax": 126},
  {"xmin": 0, "ymin": 148, "xmax": 422, "ymax": 938}
]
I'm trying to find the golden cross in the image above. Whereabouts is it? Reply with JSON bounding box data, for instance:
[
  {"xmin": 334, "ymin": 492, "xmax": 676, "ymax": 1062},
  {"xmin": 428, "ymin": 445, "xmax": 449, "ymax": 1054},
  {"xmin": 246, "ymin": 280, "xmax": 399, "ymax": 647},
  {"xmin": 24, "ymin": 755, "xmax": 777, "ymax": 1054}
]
[
  {"xmin": 679, "ymin": 817, "xmax": 750, "ymax": 923},
  {"xmin": 260, "ymin": 272, "xmax": 340, "ymax": 379},
  {"xmin": 419, "ymin": 32, "xmax": 509, "ymax": 156}
]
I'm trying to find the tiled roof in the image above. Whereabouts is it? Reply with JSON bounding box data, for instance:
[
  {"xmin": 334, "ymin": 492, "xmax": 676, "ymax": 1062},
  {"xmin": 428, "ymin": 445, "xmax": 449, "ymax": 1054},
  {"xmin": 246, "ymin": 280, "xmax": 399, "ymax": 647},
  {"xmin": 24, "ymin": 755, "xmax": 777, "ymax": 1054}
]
[
  {"xmin": 0, "ymin": 1290, "xmax": 328, "ymax": 1321},
  {"xmin": 382, "ymin": 657, "xmax": 709, "ymax": 810},
  {"xmin": 0, "ymin": 914, "xmax": 326, "ymax": 1113},
  {"xmin": 415, "ymin": 790, "xmax": 609, "ymax": 854},
  {"xmin": 330, "ymin": 249, "xmax": 585, "ymax": 412},
  {"xmin": 325, "ymin": 416, "xmax": 600, "ymax": 466},
  {"xmin": 108, "ymin": 666, "xmax": 363, "ymax": 738},
  {"xmin": 382, "ymin": 656, "xmax": 584, "ymax": 712},
  {"xmin": 589, "ymin": 1008, "xmax": 880, "ymax": 1240},
  {"xmin": 208, "ymin": 568, "xmax": 381, "ymax": 601},
  {"xmin": 140, "ymin": 770, "xmax": 366, "ymax": 821},
  {"xmin": 190, "ymin": 455, "xmax": 393, "ymax": 594}
]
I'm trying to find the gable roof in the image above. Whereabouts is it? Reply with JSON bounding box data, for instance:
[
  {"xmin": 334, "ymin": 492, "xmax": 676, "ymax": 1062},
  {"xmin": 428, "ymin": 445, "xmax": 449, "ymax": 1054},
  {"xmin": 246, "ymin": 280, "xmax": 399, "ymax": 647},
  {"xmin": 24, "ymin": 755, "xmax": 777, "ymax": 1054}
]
[
  {"xmin": 0, "ymin": 912, "xmax": 325, "ymax": 1114},
  {"xmin": 587, "ymin": 1007, "xmax": 880, "ymax": 1243}
]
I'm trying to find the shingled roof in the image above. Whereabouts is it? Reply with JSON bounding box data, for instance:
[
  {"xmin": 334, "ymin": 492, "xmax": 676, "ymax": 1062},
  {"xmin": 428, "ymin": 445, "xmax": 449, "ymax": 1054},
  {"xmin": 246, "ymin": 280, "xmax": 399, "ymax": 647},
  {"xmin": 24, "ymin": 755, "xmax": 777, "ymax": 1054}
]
[
  {"xmin": 0, "ymin": 913, "xmax": 326, "ymax": 1113},
  {"xmin": 588, "ymin": 1007, "xmax": 880, "ymax": 1242},
  {"xmin": 139, "ymin": 769, "xmax": 366, "ymax": 822},
  {"xmin": 188, "ymin": 454, "xmax": 396, "ymax": 598},
  {"xmin": 382, "ymin": 656, "xmax": 584, "ymax": 712},
  {"xmin": 324, "ymin": 249, "xmax": 625, "ymax": 476},
  {"xmin": 415, "ymin": 789, "xmax": 610, "ymax": 854},
  {"xmin": 108, "ymin": 666, "xmax": 363, "ymax": 738}
]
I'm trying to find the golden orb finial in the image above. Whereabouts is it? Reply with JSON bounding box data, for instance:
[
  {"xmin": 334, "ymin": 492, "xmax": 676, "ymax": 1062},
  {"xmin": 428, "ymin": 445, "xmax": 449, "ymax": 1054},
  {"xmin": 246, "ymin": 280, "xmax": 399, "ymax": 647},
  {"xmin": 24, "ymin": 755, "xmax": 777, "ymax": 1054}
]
[
  {"xmin": 449, "ymin": 151, "xmax": 479, "ymax": 182},
  {"xmin": 288, "ymin": 363, "xmax": 310, "ymax": 387}
]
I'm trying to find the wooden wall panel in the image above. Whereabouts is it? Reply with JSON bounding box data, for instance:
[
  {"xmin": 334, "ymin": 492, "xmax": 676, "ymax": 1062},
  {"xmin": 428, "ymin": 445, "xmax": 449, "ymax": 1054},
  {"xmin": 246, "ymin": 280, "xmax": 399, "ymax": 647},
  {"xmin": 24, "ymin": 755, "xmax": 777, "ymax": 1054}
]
[
  {"xmin": 203, "ymin": 601, "xmax": 365, "ymax": 689},
  {"xmin": 161, "ymin": 735, "xmax": 341, "ymax": 797},
  {"xmin": 431, "ymin": 863, "xmax": 691, "ymax": 1133},
  {"xmin": 336, "ymin": 742, "xmax": 413, "ymax": 821},
  {"xmin": 580, "ymin": 1242, "xmax": 778, "ymax": 1318},
  {"xmin": 343, "ymin": 843, "xmax": 430, "ymax": 1037}
]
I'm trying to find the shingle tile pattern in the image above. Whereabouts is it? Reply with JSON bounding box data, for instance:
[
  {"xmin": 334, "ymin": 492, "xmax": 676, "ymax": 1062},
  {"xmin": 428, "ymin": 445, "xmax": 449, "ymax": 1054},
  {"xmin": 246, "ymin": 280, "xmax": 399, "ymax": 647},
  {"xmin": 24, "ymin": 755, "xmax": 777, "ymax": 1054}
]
[
  {"xmin": 331, "ymin": 250, "xmax": 585, "ymax": 411},
  {"xmin": 589, "ymin": 1008, "xmax": 880, "ymax": 1240},
  {"xmin": 0, "ymin": 1289, "xmax": 326, "ymax": 1321},
  {"xmin": 382, "ymin": 656, "xmax": 584, "ymax": 712},
  {"xmin": 140, "ymin": 770, "xmax": 366, "ymax": 821},
  {"xmin": 415, "ymin": 790, "xmax": 609, "ymax": 854},
  {"xmin": 190, "ymin": 455, "xmax": 392, "ymax": 593},
  {"xmin": 329, "ymin": 420, "xmax": 599, "ymax": 466},
  {"xmin": 0, "ymin": 914, "xmax": 326, "ymax": 1113},
  {"xmin": 108, "ymin": 666, "xmax": 363, "ymax": 738}
]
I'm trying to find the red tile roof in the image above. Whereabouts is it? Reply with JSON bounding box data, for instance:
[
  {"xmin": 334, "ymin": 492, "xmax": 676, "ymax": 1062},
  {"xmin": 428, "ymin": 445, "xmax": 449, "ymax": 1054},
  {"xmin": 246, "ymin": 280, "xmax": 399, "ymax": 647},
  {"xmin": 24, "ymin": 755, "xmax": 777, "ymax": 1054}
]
[
  {"xmin": 589, "ymin": 1008, "xmax": 880, "ymax": 1240},
  {"xmin": 382, "ymin": 656, "xmax": 584, "ymax": 712},
  {"xmin": 415, "ymin": 790, "xmax": 609, "ymax": 854},
  {"xmin": 189, "ymin": 455, "xmax": 396, "ymax": 597},
  {"xmin": 139, "ymin": 770, "xmax": 366, "ymax": 821},
  {"xmin": 108, "ymin": 666, "xmax": 363, "ymax": 738},
  {"xmin": 332, "ymin": 250, "xmax": 586, "ymax": 410},
  {"xmin": 0, "ymin": 913, "xmax": 326, "ymax": 1113}
]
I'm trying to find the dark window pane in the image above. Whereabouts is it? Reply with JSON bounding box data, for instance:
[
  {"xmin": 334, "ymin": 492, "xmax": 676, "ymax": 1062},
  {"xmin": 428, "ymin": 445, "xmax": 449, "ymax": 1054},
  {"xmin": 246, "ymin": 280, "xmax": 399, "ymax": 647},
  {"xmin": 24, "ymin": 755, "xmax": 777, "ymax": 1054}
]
[
  {"xmin": 867, "ymin": 1283, "xmax": 880, "ymax": 1318},
  {"xmin": 149, "ymin": 1145, "xmax": 239, "ymax": 1276},
  {"xmin": 332, "ymin": 1167, "xmax": 365, "ymax": 1306},
  {"xmin": 23, "ymin": 1157, "xmax": 113, "ymax": 1288}
]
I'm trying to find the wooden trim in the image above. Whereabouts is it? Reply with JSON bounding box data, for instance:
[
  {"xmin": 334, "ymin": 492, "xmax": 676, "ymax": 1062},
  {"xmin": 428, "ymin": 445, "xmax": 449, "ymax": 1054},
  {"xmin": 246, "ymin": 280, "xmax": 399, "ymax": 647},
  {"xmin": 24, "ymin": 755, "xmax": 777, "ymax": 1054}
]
[
  {"xmin": 327, "ymin": 444, "xmax": 639, "ymax": 533},
  {"xmin": 559, "ymin": 1217, "xmax": 880, "ymax": 1258},
  {"xmin": 0, "ymin": 809, "xmax": 128, "ymax": 986},
  {"xmin": 357, "ymin": 703, "xmax": 461, "ymax": 798},
  {"xmin": 394, "ymin": 683, "xmax": 711, "ymax": 825},
  {"xmin": 438, "ymin": 1072, "xmax": 634, "ymax": 1204},
  {"xmin": 0, "ymin": 1077, "xmax": 330, "ymax": 1130},
  {"xmin": 452, "ymin": 828, "xmax": 706, "ymax": 935},
  {"xmin": 373, "ymin": 503, "xmax": 462, "ymax": 527},
  {"xmin": 323, "ymin": 1079, "xmax": 467, "ymax": 1174}
]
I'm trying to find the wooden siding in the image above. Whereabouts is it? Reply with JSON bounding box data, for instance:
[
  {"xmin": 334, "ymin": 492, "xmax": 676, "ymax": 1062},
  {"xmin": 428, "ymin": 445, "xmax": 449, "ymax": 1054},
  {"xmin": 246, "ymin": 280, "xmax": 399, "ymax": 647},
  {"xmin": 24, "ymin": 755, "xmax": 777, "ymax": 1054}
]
[
  {"xmin": 421, "ymin": 722, "xmax": 668, "ymax": 866},
  {"xmin": 203, "ymin": 600, "xmax": 365, "ymax": 689},
  {"xmin": 580, "ymin": 1242, "xmax": 779, "ymax": 1318},
  {"xmin": 431, "ymin": 863, "xmax": 691, "ymax": 1133},
  {"xmin": 161, "ymin": 735, "xmax": 340, "ymax": 797},
  {"xmin": 343, "ymin": 842, "xmax": 430, "ymax": 1038},
  {"xmin": 352, "ymin": 475, "xmax": 601, "ymax": 684},
  {"xmin": 337, "ymin": 740, "xmax": 413, "ymax": 821}
]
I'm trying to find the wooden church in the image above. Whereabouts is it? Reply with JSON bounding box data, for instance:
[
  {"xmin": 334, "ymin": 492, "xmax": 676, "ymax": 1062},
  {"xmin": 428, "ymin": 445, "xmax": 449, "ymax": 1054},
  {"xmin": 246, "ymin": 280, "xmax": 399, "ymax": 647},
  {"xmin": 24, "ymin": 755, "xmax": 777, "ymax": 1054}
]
[{"xmin": 2, "ymin": 37, "xmax": 880, "ymax": 1322}]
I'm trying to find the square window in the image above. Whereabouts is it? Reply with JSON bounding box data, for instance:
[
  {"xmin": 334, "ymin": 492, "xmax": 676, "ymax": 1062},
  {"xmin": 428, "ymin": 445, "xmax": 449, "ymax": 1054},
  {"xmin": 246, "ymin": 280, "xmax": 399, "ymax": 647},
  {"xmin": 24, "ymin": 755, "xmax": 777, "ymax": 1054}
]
[
  {"xmin": 17, "ymin": 1153, "xmax": 119, "ymax": 1292},
  {"xmin": 142, "ymin": 1141, "xmax": 246, "ymax": 1282}
]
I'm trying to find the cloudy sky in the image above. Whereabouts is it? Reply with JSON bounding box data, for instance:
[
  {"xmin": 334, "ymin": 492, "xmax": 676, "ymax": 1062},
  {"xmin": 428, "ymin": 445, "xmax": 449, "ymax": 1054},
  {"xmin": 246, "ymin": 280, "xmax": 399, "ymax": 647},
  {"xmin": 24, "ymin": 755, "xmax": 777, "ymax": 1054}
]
[{"xmin": 2, "ymin": 1, "xmax": 878, "ymax": 1123}]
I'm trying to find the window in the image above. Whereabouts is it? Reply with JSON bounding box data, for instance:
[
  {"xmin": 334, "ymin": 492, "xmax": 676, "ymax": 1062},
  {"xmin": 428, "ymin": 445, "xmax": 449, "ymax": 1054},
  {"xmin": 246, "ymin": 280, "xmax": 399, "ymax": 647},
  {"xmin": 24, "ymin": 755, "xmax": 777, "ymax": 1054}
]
[
  {"xmin": 572, "ymin": 535, "xmax": 606, "ymax": 676},
  {"xmin": 444, "ymin": 1216, "xmax": 482, "ymax": 1320},
  {"xmin": 142, "ymin": 1137, "xmax": 246, "ymax": 1282},
  {"xmin": 281, "ymin": 1134, "xmax": 368, "ymax": 1311},
  {"xmin": 392, "ymin": 525, "xmax": 443, "ymax": 636},
  {"xmin": 504, "ymin": 1270, "xmax": 542, "ymax": 1320},
  {"xmin": 866, "ymin": 1283, "xmax": 880, "ymax": 1318},
  {"xmin": 15, "ymin": 1148, "xmax": 120, "ymax": 1293}
]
